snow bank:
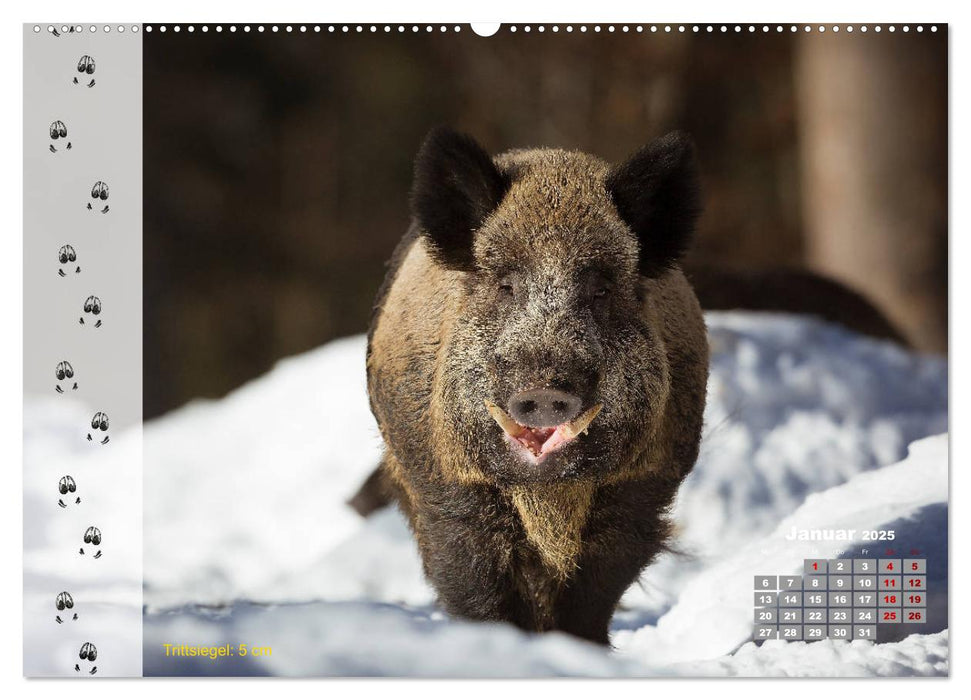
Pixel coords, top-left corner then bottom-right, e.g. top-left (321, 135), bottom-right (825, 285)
top-left (676, 630), bottom-right (948, 677)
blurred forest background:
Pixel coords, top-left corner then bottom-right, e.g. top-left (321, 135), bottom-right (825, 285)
top-left (143, 26), bottom-right (947, 419)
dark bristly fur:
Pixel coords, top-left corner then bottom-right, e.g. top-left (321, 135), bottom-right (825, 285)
top-left (411, 127), bottom-right (511, 272)
top-left (364, 127), bottom-right (710, 645)
top-left (606, 131), bottom-right (702, 278)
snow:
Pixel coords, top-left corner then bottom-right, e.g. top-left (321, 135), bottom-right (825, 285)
top-left (23, 312), bottom-right (949, 676)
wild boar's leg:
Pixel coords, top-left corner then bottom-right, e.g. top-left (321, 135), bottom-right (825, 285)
top-left (552, 547), bottom-right (648, 645)
top-left (346, 462), bottom-right (393, 517)
top-left (552, 479), bottom-right (678, 645)
top-left (417, 483), bottom-right (544, 632)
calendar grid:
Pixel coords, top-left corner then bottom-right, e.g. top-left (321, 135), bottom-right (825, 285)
top-left (754, 558), bottom-right (927, 641)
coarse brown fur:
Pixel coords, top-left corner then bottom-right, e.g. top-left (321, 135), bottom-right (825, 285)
top-left (365, 128), bottom-right (708, 644)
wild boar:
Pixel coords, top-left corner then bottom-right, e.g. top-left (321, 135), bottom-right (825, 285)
top-left (365, 127), bottom-right (708, 645)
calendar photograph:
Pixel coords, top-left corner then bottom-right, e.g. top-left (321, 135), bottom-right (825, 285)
top-left (21, 19), bottom-right (949, 679)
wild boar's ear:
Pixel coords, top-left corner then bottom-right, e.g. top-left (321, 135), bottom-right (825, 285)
top-left (606, 131), bottom-right (702, 278)
top-left (410, 127), bottom-right (510, 271)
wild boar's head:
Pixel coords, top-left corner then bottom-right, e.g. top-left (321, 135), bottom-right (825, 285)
top-left (410, 127), bottom-right (702, 485)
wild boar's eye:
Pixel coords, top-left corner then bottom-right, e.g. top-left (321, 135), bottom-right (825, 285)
top-left (582, 269), bottom-right (614, 304)
top-left (497, 273), bottom-right (519, 299)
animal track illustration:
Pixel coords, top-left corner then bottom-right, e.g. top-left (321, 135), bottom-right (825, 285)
top-left (55, 361), bottom-right (77, 394)
top-left (87, 181), bottom-right (109, 213)
top-left (58, 475), bottom-right (80, 508)
top-left (73, 55), bottom-right (96, 88)
top-left (75, 642), bottom-right (97, 674)
top-left (79, 526), bottom-right (102, 558)
top-left (55, 591), bottom-right (78, 623)
top-left (79, 296), bottom-right (102, 327)
top-left (87, 412), bottom-right (109, 444)
top-left (58, 245), bottom-right (80, 276)
top-left (49, 120), bottom-right (70, 152)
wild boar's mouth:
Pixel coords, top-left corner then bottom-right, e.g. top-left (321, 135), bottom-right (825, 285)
top-left (483, 399), bottom-right (603, 460)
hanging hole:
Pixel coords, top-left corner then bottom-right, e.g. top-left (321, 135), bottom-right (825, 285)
top-left (471, 23), bottom-right (500, 37)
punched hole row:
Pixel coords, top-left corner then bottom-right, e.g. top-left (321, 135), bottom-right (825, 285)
top-left (35, 24), bottom-right (939, 35)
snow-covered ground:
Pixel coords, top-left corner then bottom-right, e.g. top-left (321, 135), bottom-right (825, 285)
top-left (24, 312), bottom-right (949, 676)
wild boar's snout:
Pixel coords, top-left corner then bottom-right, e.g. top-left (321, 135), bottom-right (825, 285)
top-left (491, 311), bottom-right (605, 434)
top-left (508, 388), bottom-right (583, 428)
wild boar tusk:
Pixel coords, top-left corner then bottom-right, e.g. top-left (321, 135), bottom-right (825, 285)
top-left (560, 404), bottom-right (603, 439)
top-left (484, 400), bottom-right (527, 438)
